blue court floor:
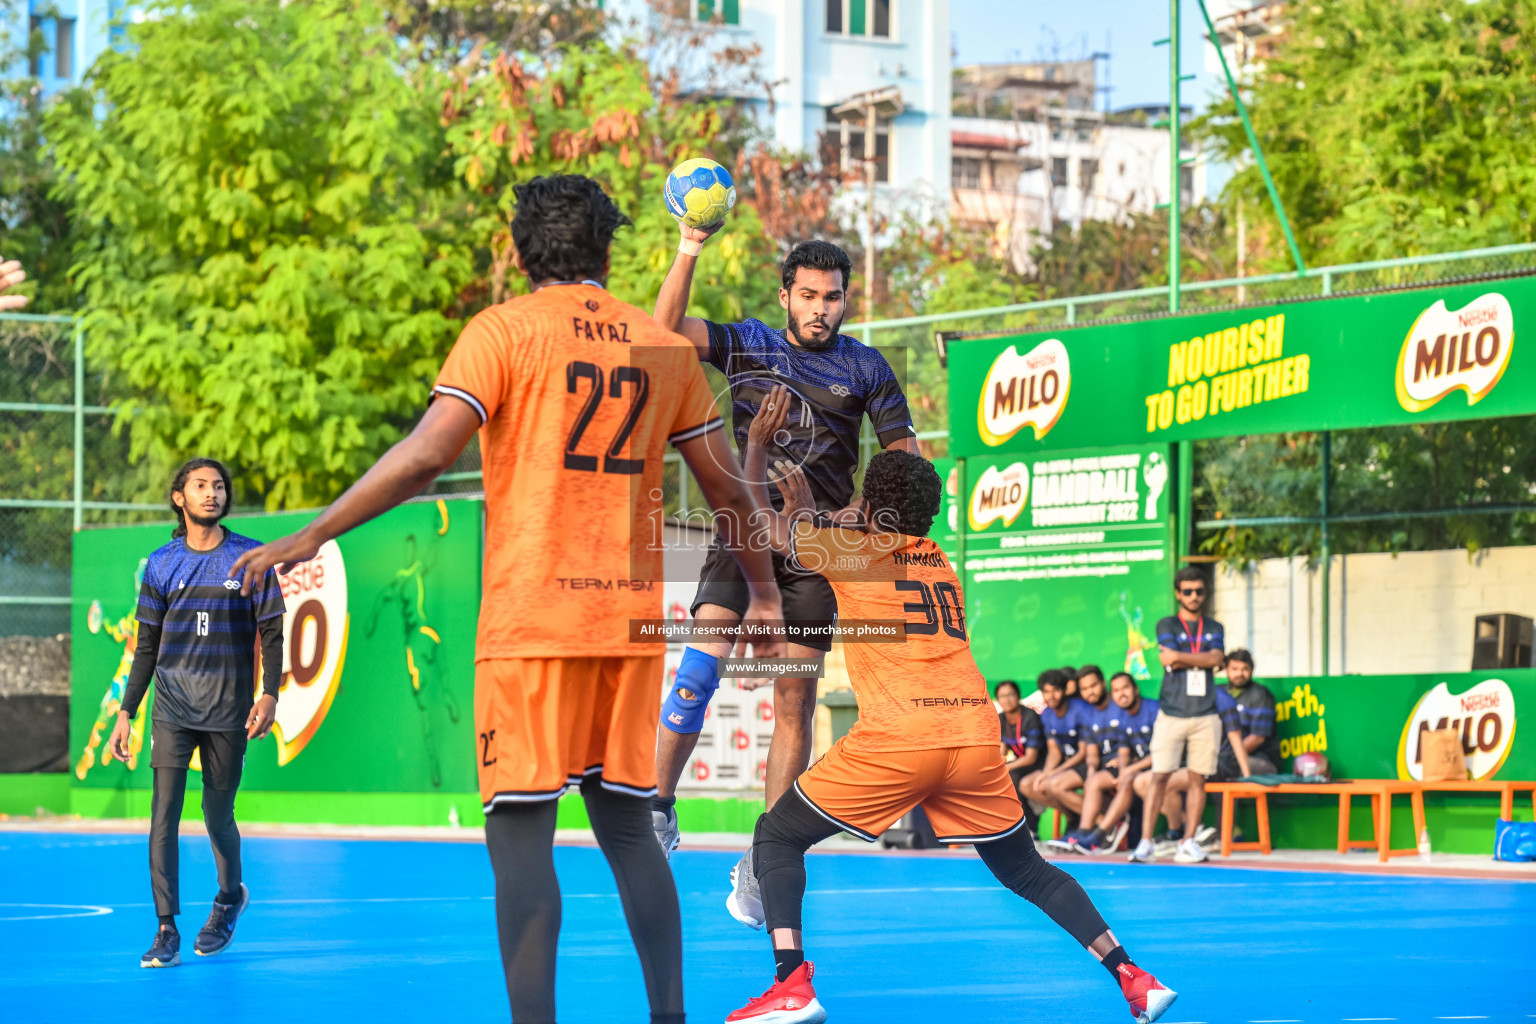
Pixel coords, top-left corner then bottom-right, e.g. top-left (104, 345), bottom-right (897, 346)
top-left (2, 829), bottom-right (1532, 1023)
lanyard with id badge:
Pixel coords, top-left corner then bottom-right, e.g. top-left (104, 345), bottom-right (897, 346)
top-left (1181, 614), bottom-right (1207, 697)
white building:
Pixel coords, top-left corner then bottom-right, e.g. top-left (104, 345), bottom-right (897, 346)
top-left (1, 0), bottom-right (123, 95)
top-left (951, 107), bottom-right (1206, 270)
top-left (610, 0), bottom-right (951, 198)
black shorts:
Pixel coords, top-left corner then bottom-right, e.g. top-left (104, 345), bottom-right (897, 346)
top-left (150, 719), bottom-right (247, 791)
top-left (1055, 761), bottom-right (1088, 783)
top-left (690, 536), bottom-right (838, 653)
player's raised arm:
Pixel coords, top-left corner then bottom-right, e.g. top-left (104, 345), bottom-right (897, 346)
top-left (740, 384), bottom-right (798, 557)
top-left (229, 397), bottom-right (481, 592)
top-left (672, 424), bottom-right (787, 660)
top-left (654, 221), bottom-right (723, 360)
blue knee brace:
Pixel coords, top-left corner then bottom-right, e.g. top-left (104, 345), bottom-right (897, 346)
top-left (660, 647), bottom-right (721, 734)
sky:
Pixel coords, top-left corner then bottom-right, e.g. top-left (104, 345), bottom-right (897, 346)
top-left (949, 0), bottom-right (1226, 116)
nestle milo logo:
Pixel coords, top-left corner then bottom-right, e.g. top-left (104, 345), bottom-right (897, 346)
top-left (977, 338), bottom-right (1071, 446)
top-left (1396, 292), bottom-right (1513, 413)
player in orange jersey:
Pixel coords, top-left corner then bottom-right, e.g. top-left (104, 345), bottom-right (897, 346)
top-left (720, 385), bottom-right (1177, 1024)
top-left (232, 176), bottom-right (784, 1024)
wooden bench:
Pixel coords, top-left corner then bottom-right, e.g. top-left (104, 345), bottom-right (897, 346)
top-left (1206, 779), bottom-right (1536, 863)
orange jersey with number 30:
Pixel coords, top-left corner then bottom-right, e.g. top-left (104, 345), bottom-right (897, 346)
top-left (432, 284), bottom-right (722, 659)
top-left (789, 521), bottom-right (997, 752)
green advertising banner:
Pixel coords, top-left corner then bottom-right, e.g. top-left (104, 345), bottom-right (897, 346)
top-left (948, 276), bottom-right (1536, 457)
top-left (70, 499), bottom-right (482, 799)
top-left (939, 444), bottom-right (1172, 687)
top-left (1264, 668), bottom-right (1530, 782)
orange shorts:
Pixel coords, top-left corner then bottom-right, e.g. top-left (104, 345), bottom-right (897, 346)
top-left (475, 655), bottom-right (664, 813)
top-left (794, 740), bottom-right (1026, 844)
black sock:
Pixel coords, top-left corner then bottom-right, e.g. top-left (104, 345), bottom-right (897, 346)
top-left (652, 794), bottom-right (676, 812)
top-left (1101, 945), bottom-right (1133, 978)
top-left (158, 915), bottom-right (176, 931)
top-left (217, 889), bottom-right (242, 906)
top-left (774, 948), bottom-right (805, 983)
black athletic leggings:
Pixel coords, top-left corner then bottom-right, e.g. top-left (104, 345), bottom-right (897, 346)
top-left (150, 767), bottom-right (241, 918)
top-left (483, 777), bottom-right (684, 1024)
top-left (754, 790), bottom-right (1110, 949)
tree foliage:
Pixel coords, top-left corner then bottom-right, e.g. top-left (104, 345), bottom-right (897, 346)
top-left (1193, 0), bottom-right (1536, 561)
top-left (49, 0), bottom-right (472, 509)
top-left (1200, 0), bottom-right (1536, 268)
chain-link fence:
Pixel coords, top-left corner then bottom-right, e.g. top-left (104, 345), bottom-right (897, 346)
top-left (7, 242), bottom-right (1536, 636)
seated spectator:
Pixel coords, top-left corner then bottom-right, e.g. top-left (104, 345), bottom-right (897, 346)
top-left (1072, 672), bottom-right (1159, 854)
top-left (995, 679), bottom-right (1044, 833)
top-left (1060, 665), bottom-right (1080, 700)
top-left (1050, 665), bottom-right (1112, 849)
top-left (1215, 650), bottom-right (1279, 779)
top-left (1018, 671), bottom-right (1086, 830)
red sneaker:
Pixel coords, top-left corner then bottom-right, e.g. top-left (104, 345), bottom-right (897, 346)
top-left (1118, 963), bottom-right (1177, 1023)
top-left (725, 961), bottom-right (827, 1024)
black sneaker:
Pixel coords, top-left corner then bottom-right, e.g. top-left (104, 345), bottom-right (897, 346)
top-left (194, 883), bottom-right (250, 957)
top-left (141, 927), bottom-right (181, 968)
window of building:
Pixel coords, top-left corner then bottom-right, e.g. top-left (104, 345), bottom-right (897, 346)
top-left (55, 17), bottom-right (74, 79)
top-left (696, 0), bottom-right (740, 24)
top-left (1180, 165), bottom-right (1194, 208)
top-left (826, 0), bottom-right (891, 38)
top-left (824, 110), bottom-right (892, 183)
top-left (1050, 157), bottom-right (1068, 188)
top-left (1079, 158), bottom-right (1099, 193)
top-left (953, 157), bottom-right (983, 190)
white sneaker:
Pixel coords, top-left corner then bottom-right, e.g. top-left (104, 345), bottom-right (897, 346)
top-left (1105, 819), bottom-right (1131, 853)
top-left (1128, 838), bottom-right (1155, 863)
top-left (652, 803), bottom-right (680, 860)
top-left (726, 849), bottom-right (765, 930)
top-left (1174, 838), bottom-right (1209, 863)
top-left (1192, 824), bottom-right (1217, 846)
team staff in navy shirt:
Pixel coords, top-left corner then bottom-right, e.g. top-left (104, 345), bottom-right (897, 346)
top-left (1051, 666), bottom-right (1113, 849)
top-left (1019, 670), bottom-right (1087, 826)
top-left (109, 459), bottom-right (285, 968)
top-left (1215, 650), bottom-right (1278, 778)
top-left (1130, 568), bottom-right (1227, 865)
top-left (1073, 673), bottom-right (1160, 854)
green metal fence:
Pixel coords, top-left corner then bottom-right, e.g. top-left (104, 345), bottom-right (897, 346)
top-left (6, 241), bottom-right (1536, 637)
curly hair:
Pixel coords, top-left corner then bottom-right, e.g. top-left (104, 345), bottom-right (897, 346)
top-left (511, 175), bottom-right (632, 285)
top-left (860, 449), bottom-right (941, 537)
top-left (168, 457), bottom-right (232, 539)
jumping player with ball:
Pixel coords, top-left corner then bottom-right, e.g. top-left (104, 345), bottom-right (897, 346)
top-left (650, 157), bottom-right (922, 926)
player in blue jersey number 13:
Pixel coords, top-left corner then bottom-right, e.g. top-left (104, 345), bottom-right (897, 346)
top-left (651, 216), bottom-right (921, 922)
top-left (107, 459), bottom-right (287, 969)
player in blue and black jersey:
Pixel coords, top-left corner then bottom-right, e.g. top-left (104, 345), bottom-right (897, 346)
top-left (107, 458), bottom-right (285, 969)
top-left (651, 221), bottom-right (920, 916)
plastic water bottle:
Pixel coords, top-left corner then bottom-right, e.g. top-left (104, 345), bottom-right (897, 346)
top-left (1418, 826), bottom-right (1432, 863)
top-left (449, 805), bottom-right (461, 828)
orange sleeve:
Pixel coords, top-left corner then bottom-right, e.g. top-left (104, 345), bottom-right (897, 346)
top-left (667, 357), bottom-right (725, 445)
top-left (432, 310), bottom-right (510, 425)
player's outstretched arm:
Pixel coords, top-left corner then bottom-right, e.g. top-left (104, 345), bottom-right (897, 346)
top-left (229, 398), bottom-right (481, 594)
top-left (654, 222), bottom-right (723, 360)
top-left (673, 424), bottom-right (786, 660)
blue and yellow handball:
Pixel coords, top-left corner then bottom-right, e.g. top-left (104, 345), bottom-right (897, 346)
top-left (663, 157), bottom-right (737, 229)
